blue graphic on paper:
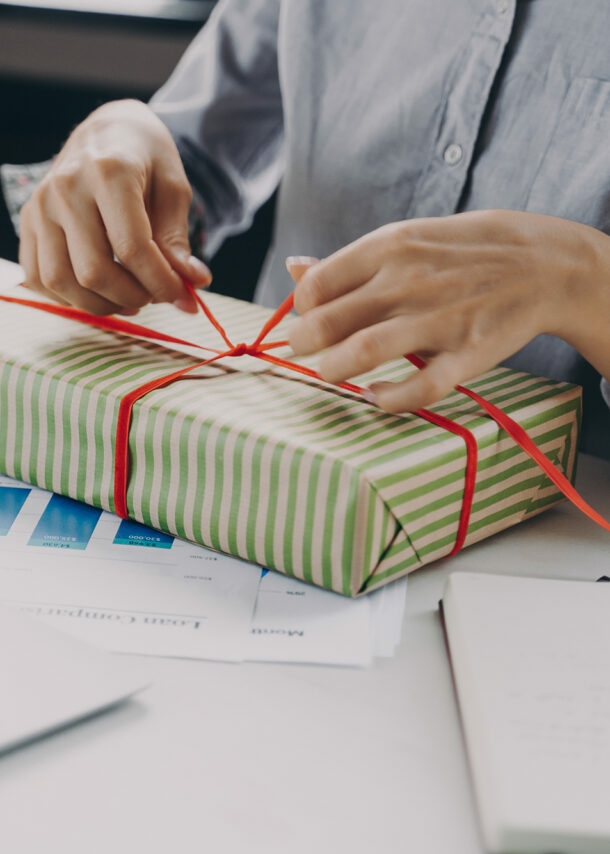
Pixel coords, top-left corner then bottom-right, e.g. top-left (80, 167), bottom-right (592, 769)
top-left (113, 518), bottom-right (173, 549)
top-left (0, 486), bottom-right (30, 535)
top-left (28, 494), bottom-right (102, 550)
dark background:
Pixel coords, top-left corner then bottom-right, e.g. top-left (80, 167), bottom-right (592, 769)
top-left (0, 1), bottom-right (274, 302)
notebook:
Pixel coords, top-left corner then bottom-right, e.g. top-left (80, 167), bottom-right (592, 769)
top-left (0, 602), bottom-right (148, 754)
top-left (441, 571), bottom-right (610, 854)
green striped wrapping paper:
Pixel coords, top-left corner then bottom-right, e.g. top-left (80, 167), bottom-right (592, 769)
top-left (0, 292), bottom-right (581, 596)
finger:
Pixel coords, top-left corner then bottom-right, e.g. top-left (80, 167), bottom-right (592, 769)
top-left (292, 232), bottom-right (383, 315)
top-left (315, 315), bottom-right (420, 384)
top-left (36, 219), bottom-right (125, 315)
top-left (95, 178), bottom-right (186, 306)
top-left (59, 201), bottom-right (152, 310)
top-left (19, 209), bottom-right (70, 306)
top-left (48, 173), bottom-right (153, 310)
top-left (290, 276), bottom-right (394, 357)
top-left (369, 352), bottom-right (470, 414)
top-left (149, 171), bottom-right (211, 314)
top-left (18, 208), bottom-right (44, 291)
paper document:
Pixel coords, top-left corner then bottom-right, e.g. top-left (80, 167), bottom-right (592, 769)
top-left (0, 475), bottom-right (261, 661)
top-left (247, 569), bottom-right (406, 666)
top-left (0, 601), bottom-right (148, 754)
top-left (0, 474), bottom-right (406, 665)
top-left (248, 570), bottom-right (373, 666)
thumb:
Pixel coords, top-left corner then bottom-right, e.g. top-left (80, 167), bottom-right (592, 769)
top-left (150, 186), bottom-right (212, 312)
top-left (162, 237), bottom-right (212, 289)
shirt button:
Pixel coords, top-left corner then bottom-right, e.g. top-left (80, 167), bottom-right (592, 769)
top-left (497, 0), bottom-right (509, 12)
top-left (443, 143), bottom-right (463, 166)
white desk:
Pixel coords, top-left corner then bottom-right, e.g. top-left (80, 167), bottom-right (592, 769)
top-left (1, 453), bottom-right (608, 854)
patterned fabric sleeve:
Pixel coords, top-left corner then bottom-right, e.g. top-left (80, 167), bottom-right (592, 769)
top-left (0, 160), bottom-right (53, 236)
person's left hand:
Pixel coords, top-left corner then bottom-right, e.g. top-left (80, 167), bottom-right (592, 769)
top-left (287, 210), bottom-right (610, 413)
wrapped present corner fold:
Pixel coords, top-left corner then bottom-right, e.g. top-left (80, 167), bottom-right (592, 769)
top-left (0, 284), bottom-right (604, 596)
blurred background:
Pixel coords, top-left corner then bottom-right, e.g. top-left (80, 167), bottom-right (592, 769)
top-left (0, 0), bottom-right (274, 301)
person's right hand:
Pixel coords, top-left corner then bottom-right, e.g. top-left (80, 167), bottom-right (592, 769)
top-left (18, 99), bottom-right (211, 316)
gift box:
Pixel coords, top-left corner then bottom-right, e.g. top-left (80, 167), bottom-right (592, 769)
top-left (0, 287), bottom-right (581, 596)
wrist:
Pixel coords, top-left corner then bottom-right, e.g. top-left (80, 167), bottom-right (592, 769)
top-left (552, 219), bottom-right (610, 377)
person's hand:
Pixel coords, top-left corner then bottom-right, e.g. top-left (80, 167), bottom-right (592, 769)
top-left (287, 210), bottom-right (610, 413)
top-left (19, 99), bottom-right (211, 316)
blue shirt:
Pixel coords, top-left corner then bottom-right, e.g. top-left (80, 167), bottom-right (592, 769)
top-left (151, 0), bottom-right (610, 456)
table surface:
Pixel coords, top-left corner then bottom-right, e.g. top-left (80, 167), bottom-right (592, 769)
top-left (0, 453), bottom-right (608, 854)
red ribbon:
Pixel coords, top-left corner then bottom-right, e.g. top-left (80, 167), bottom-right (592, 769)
top-left (2, 286), bottom-right (609, 557)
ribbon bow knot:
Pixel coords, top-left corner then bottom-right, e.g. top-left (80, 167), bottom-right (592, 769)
top-left (229, 343), bottom-right (257, 357)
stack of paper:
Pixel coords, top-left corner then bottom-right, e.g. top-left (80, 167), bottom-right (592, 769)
top-left (0, 473), bottom-right (406, 666)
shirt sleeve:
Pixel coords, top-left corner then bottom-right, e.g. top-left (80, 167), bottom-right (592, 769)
top-left (601, 378), bottom-right (610, 410)
top-left (149, 0), bottom-right (284, 258)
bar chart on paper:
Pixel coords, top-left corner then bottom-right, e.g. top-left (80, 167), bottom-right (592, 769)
top-left (0, 475), bottom-right (406, 666)
top-left (28, 494), bottom-right (102, 550)
top-left (0, 475), bottom-right (261, 661)
top-left (113, 519), bottom-right (174, 549)
top-left (0, 483), bottom-right (176, 561)
top-left (0, 485), bottom-right (30, 536)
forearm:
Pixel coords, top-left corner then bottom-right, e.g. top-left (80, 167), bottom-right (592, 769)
top-left (550, 220), bottom-right (610, 383)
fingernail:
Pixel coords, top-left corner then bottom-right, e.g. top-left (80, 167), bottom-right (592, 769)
top-left (286, 256), bottom-right (319, 283)
top-left (117, 307), bottom-right (140, 317)
top-left (286, 256), bottom-right (318, 269)
top-left (362, 388), bottom-right (377, 405)
top-left (187, 255), bottom-right (212, 285)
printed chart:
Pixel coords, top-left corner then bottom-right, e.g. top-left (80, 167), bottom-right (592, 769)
top-left (0, 476), bottom-right (261, 661)
top-left (0, 476), bottom-right (405, 667)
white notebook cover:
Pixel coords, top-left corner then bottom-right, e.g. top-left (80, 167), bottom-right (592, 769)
top-left (442, 571), bottom-right (610, 854)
